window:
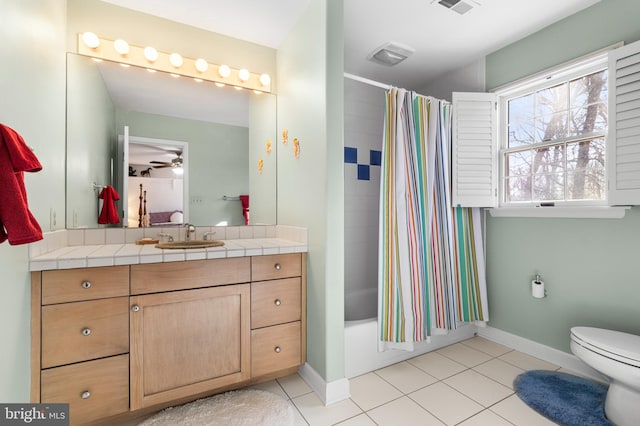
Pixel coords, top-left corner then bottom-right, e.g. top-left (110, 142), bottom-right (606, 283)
top-left (452, 40), bottom-right (640, 214)
top-left (499, 58), bottom-right (608, 206)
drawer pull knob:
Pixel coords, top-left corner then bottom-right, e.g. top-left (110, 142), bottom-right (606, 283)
top-left (82, 328), bottom-right (91, 336)
top-left (274, 263), bottom-right (282, 270)
top-left (274, 299), bottom-right (282, 306)
top-left (81, 281), bottom-right (91, 289)
top-left (132, 305), bottom-right (140, 312)
top-left (274, 346), bottom-right (281, 353)
top-left (81, 391), bottom-right (91, 400)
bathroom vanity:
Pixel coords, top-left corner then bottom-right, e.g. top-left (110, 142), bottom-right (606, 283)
top-left (30, 248), bottom-right (306, 425)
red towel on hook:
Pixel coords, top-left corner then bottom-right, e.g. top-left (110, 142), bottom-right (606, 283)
top-left (0, 124), bottom-right (43, 245)
top-left (98, 185), bottom-right (121, 224)
top-left (239, 195), bottom-right (250, 225)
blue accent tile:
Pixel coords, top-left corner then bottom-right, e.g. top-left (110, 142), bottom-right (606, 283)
top-left (370, 150), bottom-right (382, 166)
top-left (357, 164), bottom-right (370, 181)
top-left (344, 147), bottom-right (358, 164)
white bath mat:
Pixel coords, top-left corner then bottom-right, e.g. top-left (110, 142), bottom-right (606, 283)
top-left (137, 389), bottom-right (294, 426)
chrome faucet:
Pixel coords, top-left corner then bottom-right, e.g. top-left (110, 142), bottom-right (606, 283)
top-left (184, 223), bottom-right (196, 241)
top-left (203, 231), bottom-right (216, 241)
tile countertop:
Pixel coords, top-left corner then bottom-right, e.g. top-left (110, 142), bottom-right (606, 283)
top-left (30, 238), bottom-right (308, 271)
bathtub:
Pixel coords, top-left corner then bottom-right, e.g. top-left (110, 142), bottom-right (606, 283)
top-left (344, 317), bottom-right (477, 378)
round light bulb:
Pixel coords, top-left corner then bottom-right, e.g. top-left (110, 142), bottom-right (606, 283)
top-left (238, 68), bottom-right (250, 82)
top-left (195, 58), bottom-right (209, 73)
top-left (82, 32), bottom-right (100, 49)
top-left (169, 53), bottom-right (183, 68)
top-left (259, 73), bottom-right (271, 87)
top-left (218, 64), bottom-right (231, 78)
top-left (143, 46), bottom-right (158, 62)
top-left (113, 39), bottom-right (129, 55)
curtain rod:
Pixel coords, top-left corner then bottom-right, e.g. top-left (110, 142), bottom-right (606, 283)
top-left (344, 73), bottom-right (391, 90)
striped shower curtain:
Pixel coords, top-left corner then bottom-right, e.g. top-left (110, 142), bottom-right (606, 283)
top-left (378, 88), bottom-right (488, 350)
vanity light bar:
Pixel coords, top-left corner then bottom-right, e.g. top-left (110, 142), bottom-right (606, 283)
top-left (77, 33), bottom-right (272, 93)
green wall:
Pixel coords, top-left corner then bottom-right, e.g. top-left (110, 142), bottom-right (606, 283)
top-left (66, 53), bottom-right (116, 228)
top-left (277, 0), bottom-right (345, 381)
top-left (485, 0), bottom-right (640, 352)
top-left (486, 0), bottom-right (640, 90)
top-left (0, 0), bottom-right (67, 402)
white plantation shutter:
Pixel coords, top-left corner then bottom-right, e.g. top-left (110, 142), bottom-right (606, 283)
top-left (451, 92), bottom-right (498, 207)
top-left (608, 40), bottom-right (640, 205)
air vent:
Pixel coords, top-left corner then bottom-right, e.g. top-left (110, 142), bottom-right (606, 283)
top-left (438, 0), bottom-right (475, 15)
top-left (367, 42), bottom-right (415, 67)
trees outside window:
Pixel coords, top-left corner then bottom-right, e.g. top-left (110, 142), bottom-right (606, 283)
top-left (504, 69), bottom-right (608, 203)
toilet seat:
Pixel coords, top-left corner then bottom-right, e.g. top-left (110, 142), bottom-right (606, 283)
top-left (571, 327), bottom-right (640, 368)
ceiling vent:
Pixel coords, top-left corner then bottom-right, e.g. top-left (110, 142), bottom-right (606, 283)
top-left (367, 42), bottom-right (415, 67)
top-left (437, 0), bottom-right (475, 15)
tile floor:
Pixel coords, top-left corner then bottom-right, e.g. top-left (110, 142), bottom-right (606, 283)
top-left (252, 336), bottom-right (570, 425)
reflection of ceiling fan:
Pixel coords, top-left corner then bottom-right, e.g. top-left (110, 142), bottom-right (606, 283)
top-left (150, 153), bottom-right (183, 169)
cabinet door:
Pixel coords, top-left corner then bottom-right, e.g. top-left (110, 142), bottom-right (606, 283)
top-left (130, 284), bottom-right (250, 410)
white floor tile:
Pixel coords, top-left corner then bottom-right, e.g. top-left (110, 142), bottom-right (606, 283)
top-left (367, 396), bottom-right (445, 426)
top-left (461, 336), bottom-right (513, 357)
top-left (444, 369), bottom-right (513, 407)
top-left (349, 372), bottom-right (403, 411)
top-left (407, 351), bottom-right (467, 380)
top-left (499, 351), bottom-right (559, 371)
top-left (292, 392), bottom-right (362, 426)
top-left (490, 394), bottom-right (557, 426)
top-left (457, 409), bottom-right (514, 426)
top-left (473, 358), bottom-right (525, 389)
top-left (375, 361), bottom-right (438, 394)
top-left (278, 373), bottom-right (313, 398)
top-left (249, 379), bottom-right (289, 400)
top-left (288, 400), bottom-right (310, 426)
top-left (437, 343), bottom-right (494, 367)
top-left (335, 413), bottom-right (377, 425)
top-left (409, 382), bottom-right (484, 425)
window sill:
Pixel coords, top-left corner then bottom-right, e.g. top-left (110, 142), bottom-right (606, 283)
top-left (488, 206), bottom-right (630, 219)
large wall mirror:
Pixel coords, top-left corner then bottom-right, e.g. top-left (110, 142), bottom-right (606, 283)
top-left (65, 53), bottom-right (277, 229)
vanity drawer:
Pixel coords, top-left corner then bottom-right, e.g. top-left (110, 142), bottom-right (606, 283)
top-left (131, 257), bottom-right (250, 294)
top-left (251, 278), bottom-right (301, 329)
top-left (41, 354), bottom-right (129, 425)
top-left (251, 322), bottom-right (301, 377)
top-left (42, 266), bottom-right (129, 305)
top-left (251, 254), bottom-right (301, 281)
top-left (41, 297), bottom-right (129, 369)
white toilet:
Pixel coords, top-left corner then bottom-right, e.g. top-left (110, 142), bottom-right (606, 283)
top-left (570, 326), bottom-right (640, 426)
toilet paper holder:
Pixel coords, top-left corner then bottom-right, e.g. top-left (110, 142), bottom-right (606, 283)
top-left (532, 274), bottom-right (547, 298)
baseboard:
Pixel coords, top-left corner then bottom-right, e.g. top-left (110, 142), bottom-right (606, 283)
top-left (298, 363), bottom-right (351, 406)
top-left (478, 326), bottom-right (608, 383)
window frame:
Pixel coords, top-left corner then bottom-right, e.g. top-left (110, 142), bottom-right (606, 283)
top-left (495, 52), bottom-right (610, 208)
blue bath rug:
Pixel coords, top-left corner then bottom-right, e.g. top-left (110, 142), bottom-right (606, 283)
top-left (514, 370), bottom-right (613, 426)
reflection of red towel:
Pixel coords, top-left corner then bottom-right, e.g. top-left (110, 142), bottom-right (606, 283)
top-left (0, 124), bottom-right (43, 245)
top-left (98, 185), bottom-right (120, 224)
top-left (239, 195), bottom-right (250, 225)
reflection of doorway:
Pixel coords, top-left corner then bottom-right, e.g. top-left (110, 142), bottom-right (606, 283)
top-left (117, 126), bottom-right (189, 227)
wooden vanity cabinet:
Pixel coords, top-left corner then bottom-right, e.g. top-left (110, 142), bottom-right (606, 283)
top-left (32, 266), bottom-right (130, 425)
top-left (31, 253), bottom-right (306, 425)
top-left (250, 254), bottom-right (306, 377)
top-left (129, 283), bottom-right (250, 410)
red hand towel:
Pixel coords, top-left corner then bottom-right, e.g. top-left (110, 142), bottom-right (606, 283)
top-left (0, 124), bottom-right (43, 245)
top-left (239, 195), bottom-right (250, 225)
top-left (98, 185), bottom-right (121, 224)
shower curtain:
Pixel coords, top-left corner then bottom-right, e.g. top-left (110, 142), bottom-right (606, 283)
top-left (378, 88), bottom-right (488, 350)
